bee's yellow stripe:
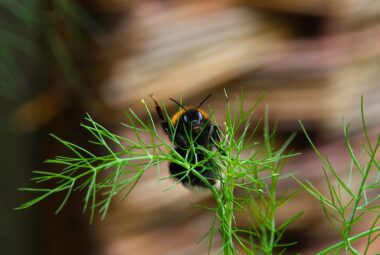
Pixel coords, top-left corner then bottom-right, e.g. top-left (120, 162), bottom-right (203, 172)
top-left (171, 109), bottom-right (186, 125)
top-left (170, 107), bottom-right (209, 125)
top-left (198, 108), bottom-right (209, 119)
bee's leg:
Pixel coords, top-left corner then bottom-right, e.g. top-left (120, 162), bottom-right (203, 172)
top-left (150, 94), bottom-right (171, 135)
top-left (205, 124), bottom-right (218, 145)
top-left (208, 125), bottom-right (225, 153)
top-left (202, 126), bottom-right (223, 188)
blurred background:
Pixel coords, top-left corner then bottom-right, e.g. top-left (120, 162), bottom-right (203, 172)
top-left (2, 0), bottom-right (380, 254)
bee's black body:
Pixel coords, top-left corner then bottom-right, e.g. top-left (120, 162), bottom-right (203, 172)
top-left (170, 146), bottom-right (216, 187)
top-left (151, 95), bottom-right (220, 188)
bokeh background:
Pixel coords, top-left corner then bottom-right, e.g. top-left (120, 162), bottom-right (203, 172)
top-left (2, 0), bottom-right (380, 254)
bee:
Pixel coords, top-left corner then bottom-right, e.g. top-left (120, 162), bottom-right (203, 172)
top-left (150, 94), bottom-right (221, 188)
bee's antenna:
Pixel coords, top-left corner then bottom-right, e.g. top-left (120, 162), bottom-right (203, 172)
top-left (150, 94), bottom-right (159, 106)
top-left (197, 93), bottom-right (213, 109)
top-left (170, 98), bottom-right (187, 110)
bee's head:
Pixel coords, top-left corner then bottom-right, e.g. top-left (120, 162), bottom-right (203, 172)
top-left (182, 109), bottom-right (205, 130)
top-left (170, 93), bottom-right (212, 131)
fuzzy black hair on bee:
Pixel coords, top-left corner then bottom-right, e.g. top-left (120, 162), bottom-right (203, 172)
top-left (150, 93), bottom-right (221, 188)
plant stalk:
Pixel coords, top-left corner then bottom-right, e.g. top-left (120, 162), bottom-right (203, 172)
top-left (316, 226), bottom-right (380, 255)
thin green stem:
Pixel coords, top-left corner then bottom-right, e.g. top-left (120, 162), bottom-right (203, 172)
top-left (343, 126), bottom-right (380, 251)
top-left (316, 226), bottom-right (380, 255)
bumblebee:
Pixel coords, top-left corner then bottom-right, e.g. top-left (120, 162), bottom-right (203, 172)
top-left (150, 94), bottom-right (221, 188)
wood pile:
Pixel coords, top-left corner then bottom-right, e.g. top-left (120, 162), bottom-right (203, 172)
top-left (92, 1), bottom-right (380, 133)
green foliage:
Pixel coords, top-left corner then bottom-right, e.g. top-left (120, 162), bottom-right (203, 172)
top-left (0, 0), bottom-right (99, 103)
top-left (17, 91), bottom-right (299, 254)
top-left (295, 96), bottom-right (380, 254)
top-left (16, 91), bottom-right (380, 254)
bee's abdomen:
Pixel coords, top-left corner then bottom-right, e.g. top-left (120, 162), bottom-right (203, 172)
top-left (169, 147), bottom-right (216, 187)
